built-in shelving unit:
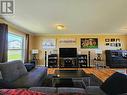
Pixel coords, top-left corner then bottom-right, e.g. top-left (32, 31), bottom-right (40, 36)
top-left (48, 54), bottom-right (58, 68)
top-left (59, 58), bottom-right (77, 68)
top-left (77, 54), bottom-right (87, 67)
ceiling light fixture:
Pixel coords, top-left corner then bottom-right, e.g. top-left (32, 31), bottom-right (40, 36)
top-left (56, 24), bottom-right (65, 30)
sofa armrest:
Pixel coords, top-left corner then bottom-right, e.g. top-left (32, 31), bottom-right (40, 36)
top-left (29, 87), bottom-right (57, 94)
top-left (13, 67), bottom-right (47, 88)
top-left (58, 87), bottom-right (86, 94)
top-left (86, 86), bottom-right (107, 95)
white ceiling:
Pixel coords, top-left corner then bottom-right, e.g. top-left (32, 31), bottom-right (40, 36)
top-left (2, 0), bottom-right (127, 35)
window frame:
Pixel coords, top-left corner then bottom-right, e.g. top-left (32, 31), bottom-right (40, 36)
top-left (8, 32), bottom-right (25, 61)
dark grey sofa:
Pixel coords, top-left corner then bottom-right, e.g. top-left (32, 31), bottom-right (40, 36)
top-left (0, 60), bottom-right (47, 88)
top-left (86, 72), bottom-right (127, 95)
top-left (29, 87), bottom-right (86, 94)
top-left (86, 86), bottom-right (127, 95)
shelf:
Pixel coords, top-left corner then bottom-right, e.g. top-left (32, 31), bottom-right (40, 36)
top-left (48, 54), bottom-right (58, 68)
top-left (77, 54), bottom-right (87, 68)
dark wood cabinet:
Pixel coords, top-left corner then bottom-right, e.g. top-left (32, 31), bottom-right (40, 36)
top-left (105, 50), bottom-right (127, 68)
top-left (77, 55), bottom-right (87, 67)
top-left (48, 54), bottom-right (88, 68)
top-left (59, 58), bottom-right (77, 68)
top-left (48, 54), bottom-right (58, 68)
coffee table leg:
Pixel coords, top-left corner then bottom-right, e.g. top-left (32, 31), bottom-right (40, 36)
top-left (83, 77), bottom-right (90, 87)
top-left (52, 78), bottom-right (55, 87)
top-left (82, 79), bottom-right (86, 88)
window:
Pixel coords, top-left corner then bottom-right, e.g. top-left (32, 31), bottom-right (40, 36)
top-left (8, 33), bottom-right (25, 61)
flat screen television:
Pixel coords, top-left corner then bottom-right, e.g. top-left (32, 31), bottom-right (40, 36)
top-left (59, 48), bottom-right (77, 58)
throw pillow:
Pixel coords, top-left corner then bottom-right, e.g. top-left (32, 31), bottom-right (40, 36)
top-left (100, 72), bottom-right (127, 95)
top-left (0, 89), bottom-right (48, 95)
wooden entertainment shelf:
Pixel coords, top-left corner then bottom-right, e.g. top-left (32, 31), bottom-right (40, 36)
top-left (48, 54), bottom-right (88, 68)
top-left (59, 57), bottom-right (77, 68)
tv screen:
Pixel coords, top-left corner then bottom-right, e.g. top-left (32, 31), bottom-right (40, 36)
top-left (59, 48), bottom-right (77, 58)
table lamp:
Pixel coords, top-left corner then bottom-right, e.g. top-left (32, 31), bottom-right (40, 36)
top-left (32, 49), bottom-right (39, 54)
top-left (32, 49), bottom-right (38, 60)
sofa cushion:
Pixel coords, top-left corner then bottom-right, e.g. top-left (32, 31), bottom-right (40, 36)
top-left (0, 60), bottom-right (27, 82)
top-left (29, 87), bottom-right (57, 94)
top-left (13, 67), bottom-right (47, 88)
top-left (58, 93), bottom-right (86, 95)
top-left (86, 86), bottom-right (106, 95)
top-left (29, 87), bottom-right (86, 95)
top-left (58, 87), bottom-right (86, 94)
top-left (100, 72), bottom-right (127, 95)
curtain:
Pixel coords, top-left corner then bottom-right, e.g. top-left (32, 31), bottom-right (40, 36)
top-left (24, 34), bottom-right (29, 63)
top-left (0, 23), bottom-right (8, 63)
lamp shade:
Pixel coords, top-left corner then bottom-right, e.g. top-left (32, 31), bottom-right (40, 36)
top-left (32, 49), bottom-right (38, 54)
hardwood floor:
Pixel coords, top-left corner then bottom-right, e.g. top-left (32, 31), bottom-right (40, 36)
top-left (48, 68), bottom-right (116, 82)
top-left (83, 68), bottom-right (115, 82)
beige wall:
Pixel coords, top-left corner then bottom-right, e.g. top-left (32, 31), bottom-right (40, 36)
top-left (32, 34), bottom-right (127, 65)
top-left (1, 19), bottom-right (127, 66)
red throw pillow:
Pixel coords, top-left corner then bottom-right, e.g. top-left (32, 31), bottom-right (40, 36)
top-left (0, 89), bottom-right (48, 95)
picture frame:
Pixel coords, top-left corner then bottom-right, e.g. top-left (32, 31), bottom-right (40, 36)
top-left (110, 43), bottom-right (116, 47)
top-left (42, 39), bottom-right (56, 49)
top-left (59, 38), bottom-right (76, 44)
top-left (116, 43), bottom-right (118, 47)
top-left (106, 43), bottom-right (109, 46)
top-left (116, 39), bottom-right (120, 42)
top-left (105, 39), bottom-right (110, 42)
top-left (111, 38), bottom-right (115, 42)
top-left (81, 38), bottom-right (98, 49)
top-left (117, 43), bottom-right (121, 47)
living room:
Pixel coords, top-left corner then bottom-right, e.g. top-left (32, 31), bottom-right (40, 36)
top-left (0, 0), bottom-right (127, 95)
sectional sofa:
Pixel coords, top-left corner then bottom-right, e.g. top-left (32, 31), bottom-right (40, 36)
top-left (0, 60), bottom-right (47, 88)
top-left (0, 60), bottom-right (127, 95)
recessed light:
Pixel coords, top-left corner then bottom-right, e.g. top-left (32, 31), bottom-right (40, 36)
top-left (56, 24), bottom-right (65, 30)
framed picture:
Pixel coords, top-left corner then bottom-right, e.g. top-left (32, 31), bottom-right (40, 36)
top-left (42, 39), bottom-right (56, 49)
top-left (111, 38), bottom-right (115, 42)
top-left (117, 43), bottom-right (121, 47)
top-left (81, 38), bottom-right (98, 49)
top-left (59, 38), bottom-right (76, 44)
top-left (116, 39), bottom-right (120, 42)
top-left (110, 43), bottom-right (116, 47)
top-left (105, 39), bottom-right (110, 42)
top-left (106, 43), bottom-right (109, 46)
